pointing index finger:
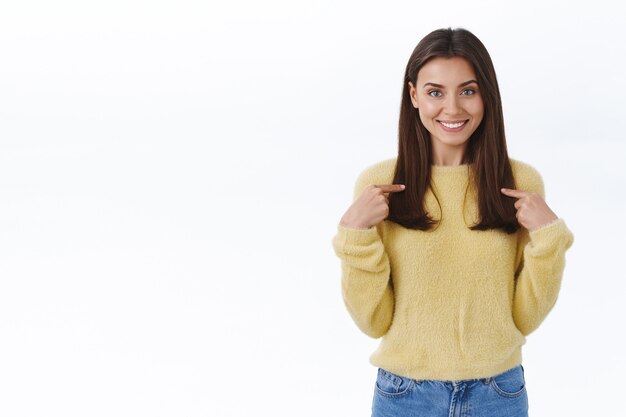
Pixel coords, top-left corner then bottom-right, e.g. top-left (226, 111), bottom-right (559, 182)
top-left (375, 184), bottom-right (406, 193)
top-left (501, 187), bottom-right (528, 198)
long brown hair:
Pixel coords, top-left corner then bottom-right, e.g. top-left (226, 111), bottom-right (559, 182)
top-left (388, 27), bottom-right (519, 234)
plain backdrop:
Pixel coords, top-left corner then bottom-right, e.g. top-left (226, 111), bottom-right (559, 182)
top-left (0, 1), bottom-right (624, 416)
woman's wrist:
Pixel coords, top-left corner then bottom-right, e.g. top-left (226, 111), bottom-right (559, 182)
top-left (339, 216), bottom-right (371, 229)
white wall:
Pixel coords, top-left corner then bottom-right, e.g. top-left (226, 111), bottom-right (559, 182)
top-left (0, 1), bottom-right (623, 416)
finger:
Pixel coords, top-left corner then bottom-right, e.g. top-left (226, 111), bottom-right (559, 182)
top-left (375, 184), bottom-right (405, 193)
top-left (500, 187), bottom-right (528, 198)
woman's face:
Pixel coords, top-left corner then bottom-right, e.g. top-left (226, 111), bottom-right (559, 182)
top-left (408, 56), bottom-right (484, 160)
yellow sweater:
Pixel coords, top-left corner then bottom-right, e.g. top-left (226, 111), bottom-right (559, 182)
top-left (331, 157), bottom-right (574, 381)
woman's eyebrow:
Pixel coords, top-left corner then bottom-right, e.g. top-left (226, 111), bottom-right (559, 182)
top-left (422, 79), bottom-right (479, 88)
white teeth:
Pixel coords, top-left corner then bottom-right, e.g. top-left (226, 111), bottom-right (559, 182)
top-left (439, 121), bottom-right (466, 128)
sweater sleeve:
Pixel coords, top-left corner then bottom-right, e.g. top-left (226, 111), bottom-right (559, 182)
top-left (511, 171), bottom-right (575, 336)
top-left (330, 168), bottom-right (395, 339)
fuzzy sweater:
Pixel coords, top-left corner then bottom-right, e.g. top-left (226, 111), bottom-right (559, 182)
top-left (331, 157), bottom-right (574, 381)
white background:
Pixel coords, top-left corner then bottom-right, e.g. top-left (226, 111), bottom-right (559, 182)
top-left (0, 1), bottom-right (624, 416)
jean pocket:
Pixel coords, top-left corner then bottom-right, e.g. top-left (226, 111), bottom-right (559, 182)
top-left (489, 364), bottom-right (526, 398)
top-left (375, 368), bottom-right (415, 398)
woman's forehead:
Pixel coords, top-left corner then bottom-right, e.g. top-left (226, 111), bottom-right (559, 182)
top-left (417, 56), bottom-right (477, 84)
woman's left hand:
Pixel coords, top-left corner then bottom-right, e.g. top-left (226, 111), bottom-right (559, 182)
top-left (500, 188), bottom-right (559, 232)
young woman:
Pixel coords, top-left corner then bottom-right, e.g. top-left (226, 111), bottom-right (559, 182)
top-left (331, 27), bottom-right (574, 417)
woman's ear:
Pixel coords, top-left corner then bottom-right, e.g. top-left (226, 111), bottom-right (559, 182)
top-left (408, 81), bottom-right (419, 109)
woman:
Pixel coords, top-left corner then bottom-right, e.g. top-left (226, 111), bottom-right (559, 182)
top-left (331, 27), bottom-right (574, 417)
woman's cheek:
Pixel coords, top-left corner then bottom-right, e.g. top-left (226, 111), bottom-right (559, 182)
top-left (419, 101), bottom-right (438, 120)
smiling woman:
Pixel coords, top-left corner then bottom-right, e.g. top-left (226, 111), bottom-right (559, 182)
top-left (331, 27), bottom-right (575, 417)
top-left (408, 56), bottom-right (484, 166)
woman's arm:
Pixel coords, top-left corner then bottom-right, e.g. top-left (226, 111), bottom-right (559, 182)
top-left (510, 173), bottom-right (575, 336)
top-left (331, 169), bottom-right (395, 339)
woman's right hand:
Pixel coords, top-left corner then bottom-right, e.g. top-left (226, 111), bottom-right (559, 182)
top-left (339, 184), bottom-right (405, 229)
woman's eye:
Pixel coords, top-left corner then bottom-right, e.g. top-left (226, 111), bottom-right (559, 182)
top-left (461, 89), bottom-right (476, 95)
top-left (428, 90), bottom-right (442, 97)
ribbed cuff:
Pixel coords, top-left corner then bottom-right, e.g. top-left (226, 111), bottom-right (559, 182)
top-left (527, 218), bottom-right (574, 255)
top-left (334, 223), bottom-right (380, 248)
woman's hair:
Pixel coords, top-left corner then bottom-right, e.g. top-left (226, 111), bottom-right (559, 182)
top-left (387, 27), bottom-right (520, 234)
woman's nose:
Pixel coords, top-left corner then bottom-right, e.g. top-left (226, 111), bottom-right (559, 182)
top-left (444, 96), bottom-right (460, 115)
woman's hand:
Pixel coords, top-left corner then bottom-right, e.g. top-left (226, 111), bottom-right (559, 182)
top-left (500, 187), bottom-right (559, 232)
top-left (339, 184), bottom-right (406, 229)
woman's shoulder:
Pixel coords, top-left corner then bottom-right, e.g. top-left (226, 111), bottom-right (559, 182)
top-left (509, 158), bottom-right (545, 197)
top-left (359, 157), bottom-right (397, 177)
top-left (357, 157), bottom-right (397, 184)
top-left (351, 157), bottom-right (397, 199)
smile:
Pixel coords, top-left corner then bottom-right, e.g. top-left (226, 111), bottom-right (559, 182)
top-left (437, 119), bottom-right (469, 132)
top-left (437, 120), bottom-right (468, 128)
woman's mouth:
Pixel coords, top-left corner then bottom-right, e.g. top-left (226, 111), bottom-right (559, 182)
top-left (437, 119), bottom-right (469, 132)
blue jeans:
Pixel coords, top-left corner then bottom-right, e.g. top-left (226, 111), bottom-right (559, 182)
top-left (371, 364), bottom-right (528, 417)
